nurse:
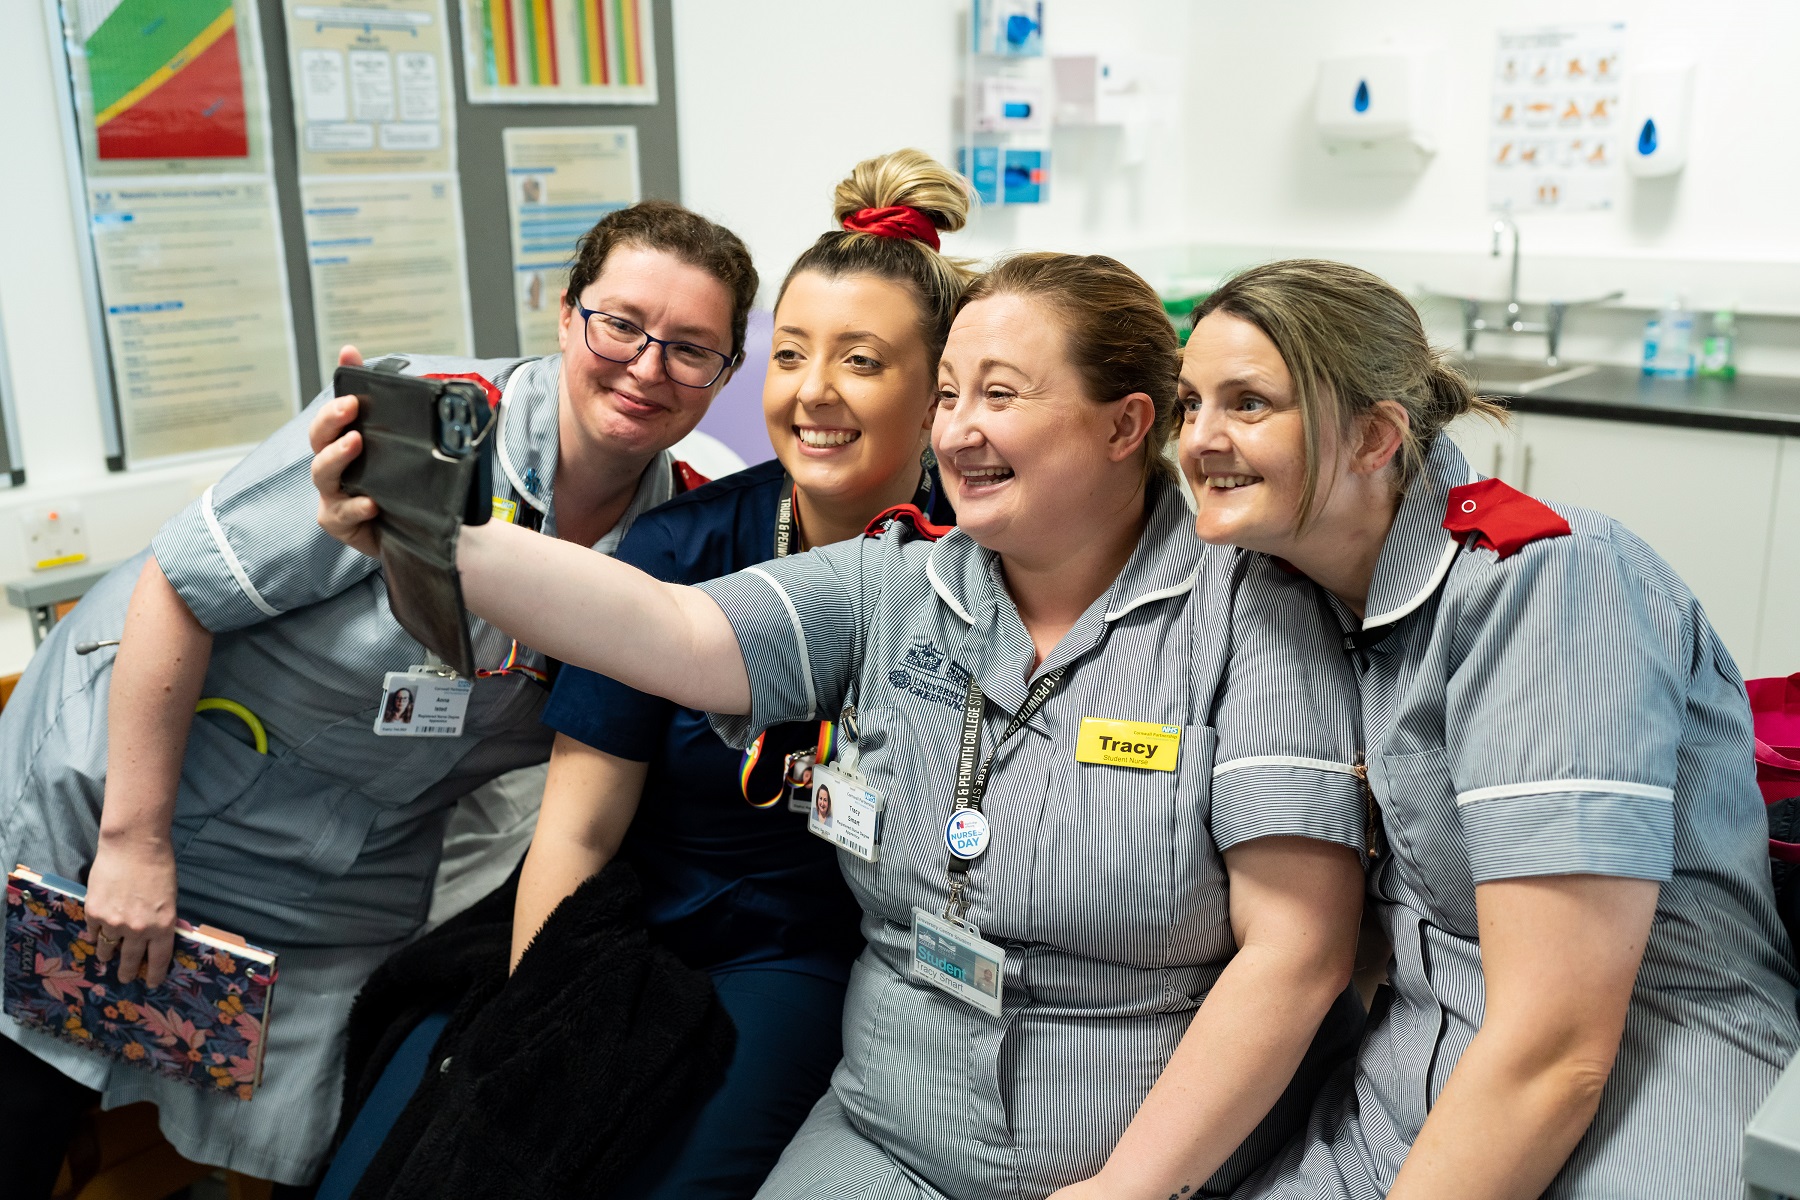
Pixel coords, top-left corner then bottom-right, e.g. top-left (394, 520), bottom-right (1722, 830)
top-left (0, 200), bottom-right (756, 1192)
top-left (314, 252), bottom-right (1372, 1197)
top-left (1176, 259), bottom-right (1800, 1198)
top-left (516, 148), bottom-right (964, 1197)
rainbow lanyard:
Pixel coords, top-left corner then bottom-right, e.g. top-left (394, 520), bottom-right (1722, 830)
top-left (739, 719), bottom-right (835, 809)
top-left (475, 637), bottom-right (548, 684)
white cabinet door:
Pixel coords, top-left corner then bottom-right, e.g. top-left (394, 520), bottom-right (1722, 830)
top-left (1444, 412), bottom-right (1519, 483)
top-left (1516, 413), bottom-right (1780, 671)
top-left (1758, 438), bottom-right (1800, 678)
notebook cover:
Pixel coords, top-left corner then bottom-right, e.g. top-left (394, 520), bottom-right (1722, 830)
top-left (3, 867), bottom-right (278, 1100)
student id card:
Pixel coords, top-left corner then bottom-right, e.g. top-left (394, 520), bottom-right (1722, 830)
top-left (804, 761), bottom-right (884, 863)
top-left (910, 907), bottom-right (1004, 1017)
top-left (374, 667), bottom-right (472, 737)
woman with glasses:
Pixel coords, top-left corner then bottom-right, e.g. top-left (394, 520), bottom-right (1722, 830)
top-left (0, 200), bottom-right (756, 1196)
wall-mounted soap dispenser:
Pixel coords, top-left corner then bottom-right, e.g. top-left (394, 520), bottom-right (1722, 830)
top-left (1314, 51), bottom-right (1440, 169)
top-left (1625, 62), bottom-right (1695, 178)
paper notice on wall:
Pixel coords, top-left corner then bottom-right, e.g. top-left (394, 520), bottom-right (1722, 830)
top-left (285, 1), bottom-right (458, 176)
top-left (460, 0), bottom-right (657, 105)
top-left (88, 180), bottom-right (300, 461)
top-left (1489, 23), bottom-right (1625, 212)
top-left (502, 126), bottom-right (640, 354)
top-left (53, 0), bottom-right (300, 466)
top-left (283, 1), bottom-right (473, 379)
top-left (300, 177), bottom-right (475, 371)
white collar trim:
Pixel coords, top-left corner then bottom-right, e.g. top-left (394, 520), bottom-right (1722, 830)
top-left (1361, 461), bottom-right (1480, 632)
top-left (927, 537), bottom-right (977, 626)
top-left (1104, 566), bottom-right (1199, 622)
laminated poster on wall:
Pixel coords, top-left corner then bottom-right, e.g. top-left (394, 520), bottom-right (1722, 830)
top-left (282, 0), bottom-right (474, 382)
top-left (1488, 23), bottom-right (1626, 213)
top-left (459, 0), bottom-right (657, 105)
top-left (53, 0), bottom-right (302, 465)
top-left (502, 126), bottom-right (640, 354)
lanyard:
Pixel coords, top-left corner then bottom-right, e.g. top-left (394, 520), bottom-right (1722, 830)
top-left (772, 464), bottom-right (936, 559)
top-left (943, 667), bottom-right (1066, 914)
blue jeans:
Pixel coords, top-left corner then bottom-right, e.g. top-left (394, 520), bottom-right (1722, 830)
top-left (316, 966), bottom-right (846, 1200)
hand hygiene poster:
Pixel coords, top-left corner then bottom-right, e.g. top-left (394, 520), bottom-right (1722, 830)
top-left (56, 0), bottom-right (300, 464)
top-left (1489, 23), bottom-right (1626, 212)
top-left (503, 126), bottom-right (640, 353)
top-left (460, 0), bottom-right (657, 105)
top-left (283, 1), bottom-right (474, 380)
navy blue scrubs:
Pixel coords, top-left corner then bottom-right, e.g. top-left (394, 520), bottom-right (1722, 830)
top-left (541, 456), bottom-right (954, 1199)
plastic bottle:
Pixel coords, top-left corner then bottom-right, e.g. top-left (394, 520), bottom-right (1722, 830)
top-left (1642, 297), bottom-right (1697, 379)
top-left (1699, 310), bottom-right (1737, 380)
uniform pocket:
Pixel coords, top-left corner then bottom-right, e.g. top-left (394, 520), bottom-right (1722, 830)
top-left (1365, 746), bottom-right (1476, 934)
top-left (169, 709), bottom-right (278, 854)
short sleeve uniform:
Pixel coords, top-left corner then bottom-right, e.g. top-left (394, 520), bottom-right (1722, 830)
top-left (541, 458), bottom-right (957, 980)
top-left (0, 353), bottom-right (681, 1184)
top-left (1237, 436), bottom-right (1800, 1200)
top-left (695, 476), bottom-right (1368, 1199)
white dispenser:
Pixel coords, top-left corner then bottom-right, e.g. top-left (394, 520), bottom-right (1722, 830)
top-left (1314, 50), bottom-right (1439, 163)
top-left (1625, 62), bottom-right (1695, 178)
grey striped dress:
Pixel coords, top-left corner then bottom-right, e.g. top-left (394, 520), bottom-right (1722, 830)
top-left (695, 475), bottom-right (1369, 1198)
top-left (1235, 436), bottom-right (1800, 1199)
top-left (0, 354), bottom-right (678, 1183)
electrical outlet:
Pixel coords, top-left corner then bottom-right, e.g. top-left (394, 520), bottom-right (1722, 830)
top-left (23, 504), bottom-right (89, 571)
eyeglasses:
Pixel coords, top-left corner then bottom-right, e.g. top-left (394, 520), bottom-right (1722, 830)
top-left (574, 303), bottom-right (738, 389)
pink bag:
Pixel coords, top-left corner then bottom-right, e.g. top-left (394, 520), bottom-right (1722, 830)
top-left (1749, 673), bottom-right (1800, 863)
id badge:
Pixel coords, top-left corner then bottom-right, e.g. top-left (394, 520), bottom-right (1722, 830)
top-left (374, 668), bottom-right (472, 737)
top-left (784, 751), bottom-right (816, 813)
top-left (805, 761), bottom-right (884, 863)
top-left (910, 906), bottom-right (1004, 1017)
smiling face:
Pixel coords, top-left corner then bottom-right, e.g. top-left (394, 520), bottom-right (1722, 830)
top-left (934, 293), bottom-right (1150, 563)
top-left (556, 243), bottom-right (737, 462)
top-left (763, 270), bottom-right (936, 516)
top-left (1177, 311), bottom-right (1324, 556)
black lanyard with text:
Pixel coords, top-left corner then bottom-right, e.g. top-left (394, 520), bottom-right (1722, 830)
top-left (772, 466), bottom-right (936, 559)
top-left (943, 667), bottom-right (1066, 915)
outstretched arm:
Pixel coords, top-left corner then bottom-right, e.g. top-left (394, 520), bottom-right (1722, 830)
top-left (1051, 836), bottom-right (1364, 1199)
top-left (1386, 875), bottom-right (1654, 1200)
top-left (308, 394), bottom-right (750, 714)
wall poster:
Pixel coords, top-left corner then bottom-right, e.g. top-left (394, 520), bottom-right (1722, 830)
top-left (1489, 23), bottom-right (1626, 213)
top-left (502, 126), bottom-right (639, 354)
top-left (459, 0), bottom-right (657, 105)
top-left (283, 1), bottom-right (474, 381)
top-left (52, 0), bottom-right (301, 465)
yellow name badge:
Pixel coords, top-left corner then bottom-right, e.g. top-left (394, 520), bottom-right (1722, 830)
top-left (492, 496), bottom-right (519, 524)
top-left (1075, 717), bottom-right (1181, 772)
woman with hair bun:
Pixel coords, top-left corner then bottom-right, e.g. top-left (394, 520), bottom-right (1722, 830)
top-left (1176, 259), bottom-right (1799, 1199)
top-left (315, 246), bottom-right (1379, 1197)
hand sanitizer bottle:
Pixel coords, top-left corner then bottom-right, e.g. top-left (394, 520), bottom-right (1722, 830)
top-left (1698, 310), bottom-right (1737, 380)
top-left (1642, 297), bottom-right (1696, 379)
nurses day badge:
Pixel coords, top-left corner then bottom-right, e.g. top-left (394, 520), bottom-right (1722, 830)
top-left (944, 809), bottom-right (991, 860)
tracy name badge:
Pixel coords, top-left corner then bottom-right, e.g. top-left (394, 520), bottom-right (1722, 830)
top-left (910, 906), bottom-right (1004, 1017)
top-left (374, 668), bottom-right (472, 737)
top-left (1074, 717), bottom-right (1181, 772)
top-left (805, 762), bottom-right (884, 863)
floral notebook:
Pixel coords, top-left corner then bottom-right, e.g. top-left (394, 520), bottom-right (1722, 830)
top-left (3, 866), bottom-right (278, 1100)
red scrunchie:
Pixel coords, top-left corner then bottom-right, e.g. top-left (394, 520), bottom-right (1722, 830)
top-left (841, 206), bottom-right (940, 250)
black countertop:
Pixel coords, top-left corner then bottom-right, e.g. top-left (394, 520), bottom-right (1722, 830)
top-left (1495, 365), bottom-right (1800, 437)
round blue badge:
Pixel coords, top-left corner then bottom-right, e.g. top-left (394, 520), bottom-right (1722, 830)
top-left (944, 809), bottom-right (992, 860)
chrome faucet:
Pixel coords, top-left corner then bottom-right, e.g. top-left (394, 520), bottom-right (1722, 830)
top-left (1492, 214), bottom-right (1522, 327)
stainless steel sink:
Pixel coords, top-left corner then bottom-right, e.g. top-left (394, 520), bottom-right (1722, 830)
top-left (1455, 358), bottom-right (1598, 396)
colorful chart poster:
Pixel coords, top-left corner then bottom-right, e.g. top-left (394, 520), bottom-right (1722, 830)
top-left (502, 126), bottom-right (639, 353)
top-left (299, 177), bottom-right (476, 367)
top-left (460, 0), bottom-right (657, 105)
top-left (87, 181), bottom-right (299, 462)
top-left (1489, 23), bottom-right (1626, 213)
top-left (282, 1), bottom-right (473, 380)
top-left (53, 0), bottom-right (299, 465)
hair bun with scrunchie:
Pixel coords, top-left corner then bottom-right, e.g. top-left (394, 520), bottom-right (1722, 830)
top-left (841, 205), bottom-right (941, 251)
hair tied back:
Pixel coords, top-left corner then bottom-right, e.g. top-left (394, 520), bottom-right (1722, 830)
top-left (841, 205), bottom-right (941, 251)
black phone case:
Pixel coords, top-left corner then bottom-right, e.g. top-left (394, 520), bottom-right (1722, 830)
top-left (334, 363), bottom-right (494, 678)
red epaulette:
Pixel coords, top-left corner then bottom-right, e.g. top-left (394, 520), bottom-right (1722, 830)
top-left (1442, 478), bottom-right (1572, 560)
top-left (420, 372), bottom-right (502, 408)
top-left (672, 460), bottom-right (710, 494)
top-left (863, 503), bottom-right (953, 542)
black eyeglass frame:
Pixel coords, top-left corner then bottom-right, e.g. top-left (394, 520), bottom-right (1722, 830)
top-left (573, 303), bottom-right (740, 389)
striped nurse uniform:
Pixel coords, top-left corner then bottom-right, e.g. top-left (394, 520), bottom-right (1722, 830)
top-left (693, 475), bottom-right (1368, 1198)
top-left (1237, 436), bottom-right (1800, 1199)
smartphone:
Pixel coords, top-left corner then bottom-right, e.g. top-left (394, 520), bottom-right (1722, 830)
top-left (334, 363), bottom-right (493, 526)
